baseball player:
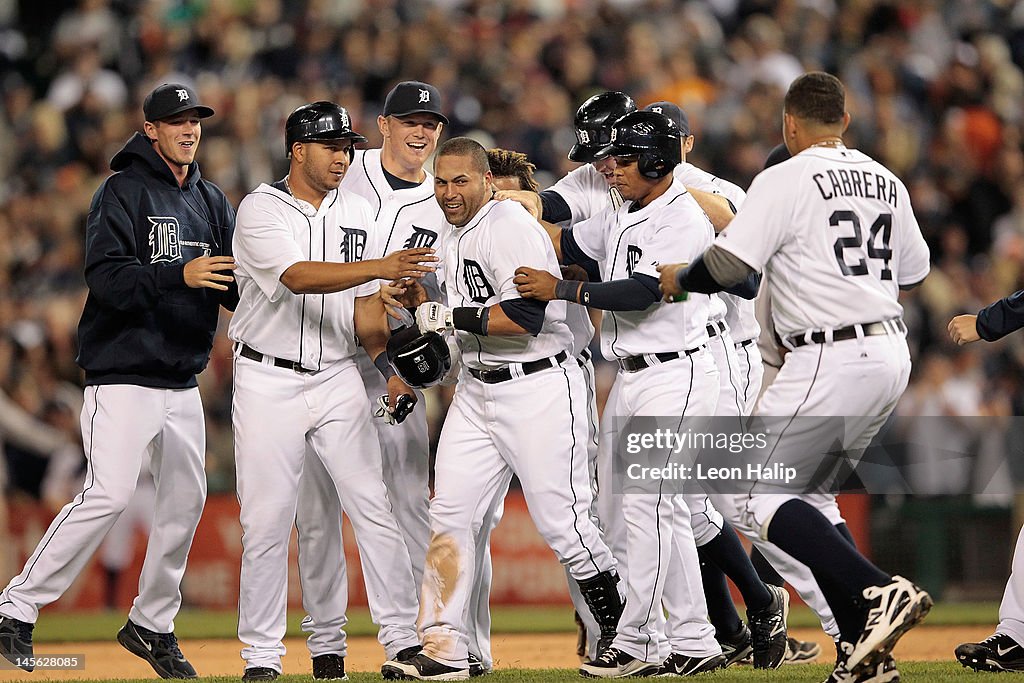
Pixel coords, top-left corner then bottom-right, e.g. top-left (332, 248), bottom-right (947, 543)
top-left (949, 292), bottom-right (1024, 672)
top-left (659, 72), bottom-right (933, 682)
top-left (381, 137), bottom-right (621, 681)
top-left (0, 83), bottom-right (236, 678)
top-left (515, 111), bottom-right (743, 677)
top-left (502, 92), bottom-right (788, 670)
top-left (286, 81), bottom-right (484, 676)
top-left (229, 101), bottom-right (436, 681)
top-left (488, 147), bottom-right (604, 662)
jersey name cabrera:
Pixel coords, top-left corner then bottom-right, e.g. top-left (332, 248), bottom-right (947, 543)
top-left (715, 147), bottom-right (930, 337)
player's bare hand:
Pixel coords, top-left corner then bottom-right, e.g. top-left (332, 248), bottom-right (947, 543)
top-left (380, 280), bottom-right (407, 320)
top-left (657, 263), bottom-right (686, 301)
top-left (375, 248), bottom-right (438, 280)
top-left (514, 266), bottom-right (559, 301)
top-left (494, 189), bottom-right (542, 219)
top-left (561, 264), bottom-right (590, 282)
top-left (387, 375), bottom-right (417, 424)
top-left (948, 314), bottom-right (981, 345)
top-left (184, 255), bottom-right (235, 290)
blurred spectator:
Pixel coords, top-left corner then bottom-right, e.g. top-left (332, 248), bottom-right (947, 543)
top-left (0, 0), bottom-right (1023, 498)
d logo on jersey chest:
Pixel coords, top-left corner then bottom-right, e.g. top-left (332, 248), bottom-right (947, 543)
top-left (148, 216), bottom-right (181, 264)
top-left (340, 227), bottom-right (367, 262)
top-left (626, 245), bottom-right (642, 276)
top-left (404, 226), bottom-right (438, 250)
top-left (462, 259), bottom-right (495, 304)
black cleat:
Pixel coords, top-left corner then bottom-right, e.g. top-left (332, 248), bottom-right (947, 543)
top-left (467, 652), bottom-right (490, 677)
top-left (117, 619), bottom-right (197, 679)
top-left (656, 652), bottom-right (727, 676)
top-left (783, 636), bottom-right (821, 664)
top-left (716, 622), bottom-right (752, 667)
top-left (312, 653), bottom-right (347, 680)
top-left (380, 652), bottom-right (469, 681)
top-left (242, 666), bottom-right (279, 681)
top-left (579, 647), bottom-right (659, 678)
top-left (747, 584), bottom-right (789, 669)
top-left (0, 617), bottom-right (34, 672)
top-left (956, 633), bottom-right (1024, 672)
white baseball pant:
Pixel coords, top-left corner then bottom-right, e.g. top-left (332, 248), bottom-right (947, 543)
top-left (0, 385), bottom-right (206, 633)
top-left (233, 356), bottom-right (418, 672)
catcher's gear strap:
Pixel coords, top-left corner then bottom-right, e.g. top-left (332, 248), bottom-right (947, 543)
top-left (499, 298), bottom-right (546, 336)
top-left (575, 274), bottom-right (659, 312)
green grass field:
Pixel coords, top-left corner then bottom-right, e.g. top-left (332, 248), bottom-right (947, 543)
top-left (13, 662), bottom-right (1009, 682)
top-left (29, 603), bottom-right (1001, 642)
top-left (14, 604), bottom-right (1003, 682)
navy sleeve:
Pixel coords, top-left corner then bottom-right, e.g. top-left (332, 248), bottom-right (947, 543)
top-left (723, 271), bottom-right (761, 300)
top-left (560, 229), bottom-right (602, 282)
top-left (976, 290), bottom-right (1024, 341)
top-left (217, 196), bottom-right (240, 312)
top-left (675, 254), bottom-right (723, 294)
top-left (540, 190), bottom-right (572, 224)
top-left (577, 274), bottom-right (660, 311)
top-left (83, 184), bottom-right (186, 313)
top-left (499, 298), bottom-right (548, 336)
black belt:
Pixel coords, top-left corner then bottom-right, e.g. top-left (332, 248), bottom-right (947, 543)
top-left (238, 343), bottom-right (316, 374)
top-left (785, 318), bottom-right (906, 348)
top-left (617, 347), bottom-right (702, 373)
top-left (577, 347), bottom-right (592, 367)
top-left (736, 338), bottom-right (755, 348)
top-left (707, 319), bottom-right (727, 338)
top-left (468, 351), bottom-right (568, 384)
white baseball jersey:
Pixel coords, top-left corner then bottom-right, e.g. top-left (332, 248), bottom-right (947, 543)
top-left (342, 149), bottom-right (446, 257)
top-left (716, 146), bottom-right (930, 337)
top-left (570, 176), bottom-right (715, 358)
top-left (546, 163), bottom-right (623, 225)
top-left (229, 183), bottom-right (379, 365)
top-left (674, 162), bottom-right (760, 343)
top-left (442, 199), bottom-right (572, 368)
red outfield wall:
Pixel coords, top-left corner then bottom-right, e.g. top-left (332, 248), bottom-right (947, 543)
top-left (3, 493), bottom-right (869, 610)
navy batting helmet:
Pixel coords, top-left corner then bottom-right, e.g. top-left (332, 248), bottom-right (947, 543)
top-left (568, 91), bottom-right (637, 163)
top-left (285, 101), bottom-right (367, 157)
top-left (596, 110), bottom-right (681, 179)
top-left (386, 326), bottom-right (452, 389)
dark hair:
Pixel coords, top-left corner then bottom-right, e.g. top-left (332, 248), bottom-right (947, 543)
top-left (436, 137), bottom-right (489, 175)
top-left (784, 72), bottom-right (845, 124)
top-left (486, 148), bottom-right (539, 191)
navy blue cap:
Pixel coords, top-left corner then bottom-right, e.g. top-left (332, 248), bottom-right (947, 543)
top-left (144, 83), bottom-right (214, 121)
top-left (383, 81), bottom-right (449, 125)
top-left (642, 101), bottom-right (690, 136)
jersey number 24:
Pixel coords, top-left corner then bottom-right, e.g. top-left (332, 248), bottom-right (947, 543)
top-left (830, 210), bottom-right (892, 281)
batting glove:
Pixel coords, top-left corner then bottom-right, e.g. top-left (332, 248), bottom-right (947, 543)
top-left (373, 394), bottom-right (417, 425)
top-left (415, 301), bottom-right (453, 334)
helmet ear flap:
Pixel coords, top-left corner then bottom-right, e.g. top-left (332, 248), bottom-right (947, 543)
top-left (638, 152), bottom-right (670, 179)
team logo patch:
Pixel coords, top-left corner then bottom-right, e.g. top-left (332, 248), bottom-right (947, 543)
top-left (404, 226), bottom-right (438, 249)
top-left (340, 227), bottom-right (367, 262)
top-left (148, 216), bottom-right (181, 264)
top-left (419, 89), bottom-right (430, 103)
top-left (340, 109), bottom-right (350, 129)
top-left (650, 106), bottom-right (663, 114)
top-left (577, 129), bottom-right (590, 144)
top-left (462, 259), bottom-right (495, 304)
top-left (176, 89), bottom-right (189, 102)
top-left (626, 245), bottom-right (642, 276)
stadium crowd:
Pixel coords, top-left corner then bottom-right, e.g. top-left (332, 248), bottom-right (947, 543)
top-left (0, 0), bottom-right (1022, 501)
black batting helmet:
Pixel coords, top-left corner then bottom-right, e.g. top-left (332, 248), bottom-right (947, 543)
top-left (386, 326), bottom-right (452, 389)
top-left (285, 101), bottom-right (367, 157)
top-left (596, 110), bottom-right (681, 179)
top-left (568, 91), bottom-right (637, 163)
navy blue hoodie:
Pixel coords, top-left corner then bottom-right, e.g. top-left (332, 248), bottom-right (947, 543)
top-left (76, 132), bottom-right (238, 388)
